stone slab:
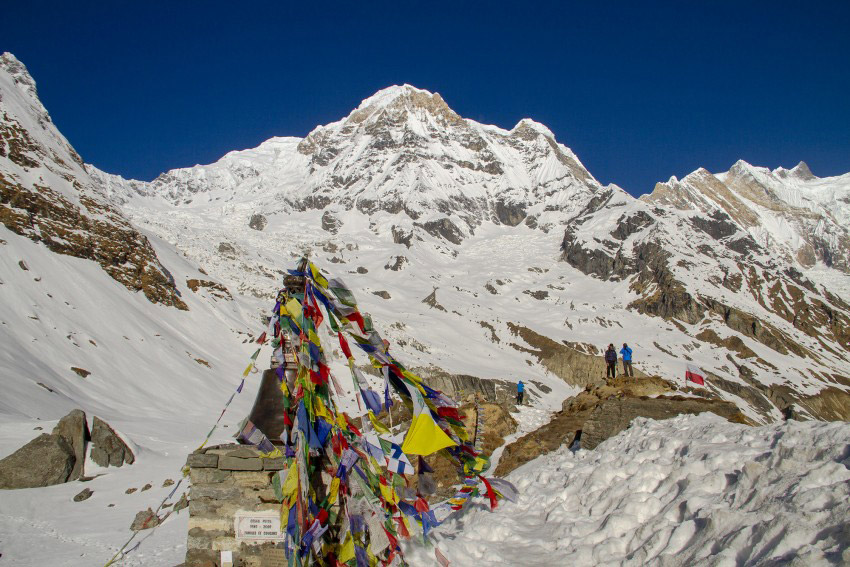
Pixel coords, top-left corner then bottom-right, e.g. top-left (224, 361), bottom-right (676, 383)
top-left (262, 458), bottom-right (286, 471)
top-left (219, 456), bottom-right (263, 471)
top-left (187, 453), bottom-right (219, 468)
top-left (225, 447), bottom-right (260, 458)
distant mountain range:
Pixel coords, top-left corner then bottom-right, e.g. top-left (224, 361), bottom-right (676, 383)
top-left (3, 51), bottom-right (849, 423)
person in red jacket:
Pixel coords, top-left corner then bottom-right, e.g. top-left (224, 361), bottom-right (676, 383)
top-left (604, 344), bottom-right (617, 378)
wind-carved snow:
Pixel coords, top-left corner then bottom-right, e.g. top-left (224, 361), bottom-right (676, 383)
top-left (408, 413), bottom-right (850, 566)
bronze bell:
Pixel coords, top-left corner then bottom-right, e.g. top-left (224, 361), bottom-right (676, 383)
top-left (241, 258), bottom-right (308, 445)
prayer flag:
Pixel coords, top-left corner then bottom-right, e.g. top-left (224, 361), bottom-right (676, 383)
top-left (385, 443), bottom-right (414, 476)
top-left (401, 382), bottom-right (457, 456)
top-left (686, 364), bottom-right (706, 386)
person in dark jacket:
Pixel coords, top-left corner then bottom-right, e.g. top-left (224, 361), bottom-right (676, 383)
top-left (604, 344), bottom-right (617, 378)
top-left (620, 343), bottom-right (634, 377)
top-left (516, 380), bottom-right (525, 404)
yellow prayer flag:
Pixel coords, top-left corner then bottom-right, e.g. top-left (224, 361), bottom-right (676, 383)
top-left (242, 363), bottom-right (254, 377)
top-left (308, 329), bottom-right (321, 346)
top-left (309, 262), bottom-right (329, 288)
top-left (379, 482), bottom-right (398, 505)
top-left (401, 413), bottom-right (457, 456)
top-left (401, 370), bottom-right (423, 384)
top-left (281, 466), bottom-right (299, 497)
top-left (367, 411), bottom-right (391, 434)
top-left (450, 423), bottom-right (469, 442)
top-left (338, 534), bottom-right (355, 564)
top-left (285, 298), bottom-right (303, 326)
top-left (327, 477), bottom-right (341, 505)
top-left (314, 397), bottom-right (330, 419)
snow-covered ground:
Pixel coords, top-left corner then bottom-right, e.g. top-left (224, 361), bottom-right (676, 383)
top-left (408, 413), bottom-right (850, 567)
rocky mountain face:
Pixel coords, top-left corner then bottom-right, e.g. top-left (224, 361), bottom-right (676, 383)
top-left (560, 159), bottom-right (850, 417)
top-left (3, 51), bottom-right (849, 423)
top-left (94, 85), bottom-right (609, 248)
top-left (0, 53), bottom-right (186, 309)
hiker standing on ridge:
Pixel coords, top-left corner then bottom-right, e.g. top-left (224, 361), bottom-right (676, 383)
top-left (620, 343), bottom-right (634, 377)
top-left (516, 380), bottom-right (525, 404)
top-left (604, 344), bottom-right (617, 378)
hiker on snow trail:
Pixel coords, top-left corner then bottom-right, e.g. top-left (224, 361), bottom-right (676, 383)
top-left (516, 380), bottom-right (525, 404)
top-left (620, 343), bottom-right (634, 377)
top-left (604, 344), bottom-right (617, 378)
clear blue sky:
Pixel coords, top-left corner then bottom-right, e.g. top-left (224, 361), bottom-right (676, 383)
top-left (3, 1), bottom-right (849, 195)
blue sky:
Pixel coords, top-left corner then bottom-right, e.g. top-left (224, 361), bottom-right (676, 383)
top-left (3, 1), bottom-right (849, 195)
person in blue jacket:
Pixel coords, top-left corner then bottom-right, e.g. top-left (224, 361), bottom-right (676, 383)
top-left (620, 343), bottom-right (633, 377)
top-left (516, 380), bottom-right (525, 404)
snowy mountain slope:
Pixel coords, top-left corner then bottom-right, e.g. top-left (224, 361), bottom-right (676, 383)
top-left (0, 53), bottom-right (283, 565)
top-left (0, 53), bottom-right (184, 309)
top-left (645, 160), bottom-right (850, 275)
top-left (88, 84), bottom-right (850, 424)
top-left (408, 413), bottom-right (850, 566)
top-left (0, 51), bottom-right (849, 567)
top-left (91, 85), bottom-right (607, 245)
top-left (561, 161), bottom-right (850, 419)
top-left (0, 224), bottom-right (273, 566)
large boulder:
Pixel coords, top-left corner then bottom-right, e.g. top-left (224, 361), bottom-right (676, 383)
top-left (90, 417), bottom-right (135, 468)
top-left (52, 409), bottom-right (89, 481)
top-left (581, 396), bottom-right (748, 450)
top-left (0, 434), bottom-right (75, 489)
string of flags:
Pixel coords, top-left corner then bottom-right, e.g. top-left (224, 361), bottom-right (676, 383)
top-left (233, 258), bottom-right (516, 566)
top-left (101, 257), bottom-right (515, 567)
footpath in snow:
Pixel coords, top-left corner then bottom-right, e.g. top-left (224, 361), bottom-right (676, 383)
top-left (407, 413), bottom-right (850, 567)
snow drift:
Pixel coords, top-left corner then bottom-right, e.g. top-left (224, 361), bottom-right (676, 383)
top-left (411, 413), bottom-right (850, 566)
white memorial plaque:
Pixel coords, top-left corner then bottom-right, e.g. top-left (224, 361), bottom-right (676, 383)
top-left (234, 510), bottom-right (285, 542)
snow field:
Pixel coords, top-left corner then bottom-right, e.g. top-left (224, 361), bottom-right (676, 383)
top-left (408, 413), bottom-right (850, 566)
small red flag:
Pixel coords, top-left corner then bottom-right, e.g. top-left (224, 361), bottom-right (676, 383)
top-left (686, 364), bottom-right (705, 386)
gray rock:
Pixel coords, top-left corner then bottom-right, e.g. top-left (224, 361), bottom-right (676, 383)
top-left (130, 508), bottom-right (161, 531)
top-left (90, 417), bottom-right (134, 468)
top-left (186, 453), bottom-right (219, 468)
top-left (73, 488), bottom-right (93, 502)
top-left (384, 255), bottom-right (407, 271)
top-left (0, 434), bottom-right (75, 489)
top-left (321, 211), bottom-right (342, 234)
top-left (248, 213), bottom-right (267, 231)
top-left (52, 409), bottom-right (89, 481)
top-left (263, 458), bottom-right (286, 471)
top-left (581, 396), bottom-right (746, 450)
top-left (218, 456), bottom-right (263, 471)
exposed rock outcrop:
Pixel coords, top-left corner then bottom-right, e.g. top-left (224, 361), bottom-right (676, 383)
top-left (248, 213), bottom-right (267, 231)
top-left (0, 433), bottom-right (75, 489)
top-left (581, 396), bottom-right (747, 450)
top-left (507, 322), bottom-right (646, 388)
top-left (52, 409), bottom-right (89, 481)
top-left (90, 417), bottom-right (135, 468)
top-left (186, 278), bottom-right (233, 301)
top-left (495, 377), bottom-right (750, 476)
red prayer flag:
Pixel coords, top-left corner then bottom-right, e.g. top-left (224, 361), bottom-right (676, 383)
top-left (479, 475), bottom-right (498, 511)
top-left (686, 364), bottom-right (705, 386)
top-left (338, 332), bottom-right (353, 359)
top-left (435, 547), bottom-right (450, 567)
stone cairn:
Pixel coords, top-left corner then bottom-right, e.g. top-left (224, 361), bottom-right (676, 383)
top-left (185, 444), bottom-right (287, 567)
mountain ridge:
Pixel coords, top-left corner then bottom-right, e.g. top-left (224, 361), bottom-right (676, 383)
top-left (3, 52), bottom-right (850, 426)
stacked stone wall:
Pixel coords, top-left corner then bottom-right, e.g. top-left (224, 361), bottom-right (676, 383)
top-left (185, 444), bottom-right (287, 567)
